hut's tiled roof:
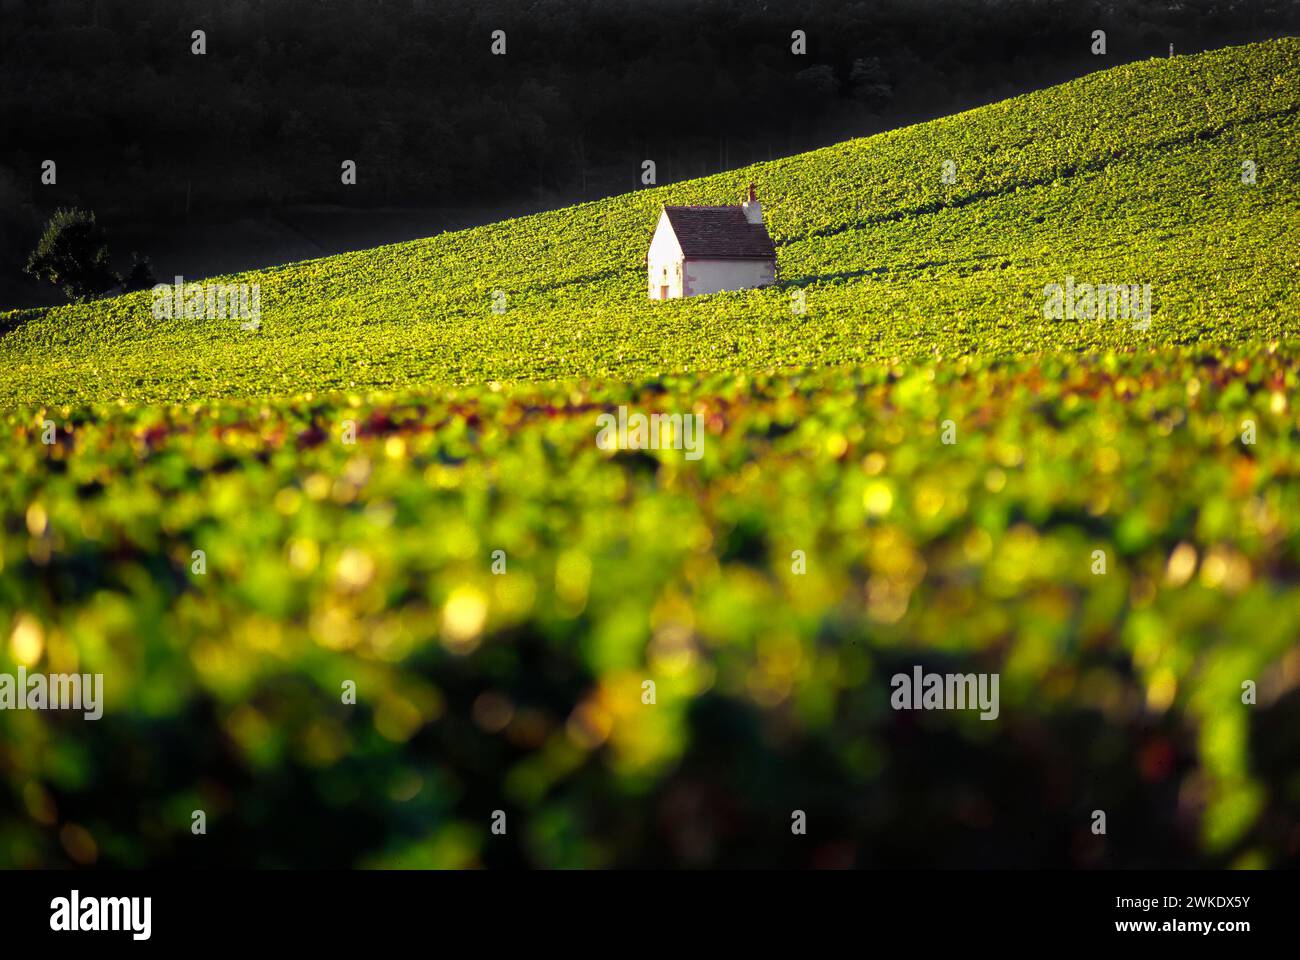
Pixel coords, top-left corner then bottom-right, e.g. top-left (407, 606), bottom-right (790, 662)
top-left (661, 205), bottom-right (776, 260)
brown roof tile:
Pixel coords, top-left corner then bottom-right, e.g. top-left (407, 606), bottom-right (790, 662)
top-left (661, 205), bottom-right (776, 260)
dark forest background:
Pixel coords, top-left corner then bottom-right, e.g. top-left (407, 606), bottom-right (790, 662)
top-left (2, 0), bottom-right (1298, 308)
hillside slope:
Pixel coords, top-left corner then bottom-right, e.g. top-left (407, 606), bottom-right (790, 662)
top-left (3, 40), bottom-right (1300, 870)
top-left (2, 39), bottom-right (1298, 405)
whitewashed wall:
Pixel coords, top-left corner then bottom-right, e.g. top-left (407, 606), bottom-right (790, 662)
top-left (647, 212), bottom-right (684, 299)
top-left (684, 258), bottom-right (775, 297)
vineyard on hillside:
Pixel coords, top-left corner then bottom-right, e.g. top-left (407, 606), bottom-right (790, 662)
top-left (1, 39), bottom-right (1298, 870)
top-left (0, 40), bottom-right (1297, 405)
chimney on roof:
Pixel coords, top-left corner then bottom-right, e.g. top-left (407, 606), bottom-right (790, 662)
top-left (742, 183), bottom-right (763, 224)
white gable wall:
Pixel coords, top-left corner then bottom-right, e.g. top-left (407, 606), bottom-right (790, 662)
top-left (647, 211), bottom-right (684, 299)
top-left (684, 258), bottom-right (775, 297)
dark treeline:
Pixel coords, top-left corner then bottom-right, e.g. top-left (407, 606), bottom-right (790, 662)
top-left (2, 0), bottom-right (1297, 305)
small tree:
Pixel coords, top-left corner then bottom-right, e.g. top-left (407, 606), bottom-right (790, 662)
top-left (24, 208), bottom-right (118, 303)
